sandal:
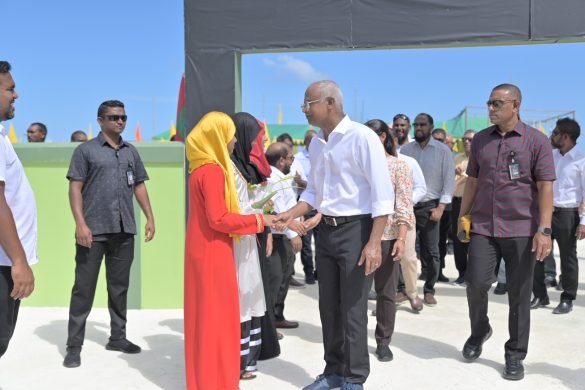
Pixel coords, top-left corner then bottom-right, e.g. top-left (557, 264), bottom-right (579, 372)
top-left (240, 372), bottom-right (257, 380)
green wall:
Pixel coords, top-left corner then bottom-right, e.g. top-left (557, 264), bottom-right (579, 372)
top-left (14, 142), bottom-right (185, 309)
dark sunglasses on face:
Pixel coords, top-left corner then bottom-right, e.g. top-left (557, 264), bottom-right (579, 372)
top-left (105, 115), bottom-right (128, 122)
top-left (486, 100), bottom-right (514, 109)
top-left (413, 122), bottom-right (428, 127)
top-left (463, 137), bottom-right (473, 142)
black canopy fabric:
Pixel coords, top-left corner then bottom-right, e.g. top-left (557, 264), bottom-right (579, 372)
top-left (184, 0), bottom-right (585, 138)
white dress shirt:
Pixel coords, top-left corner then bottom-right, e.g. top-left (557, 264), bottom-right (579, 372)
top-left (0, 125), bottom-right (38, 266)
top-left (268, 165), bottom-right (299, 239)
top-left (300, 115), bottom-right (394, 217)
top-left (552, 147), bottom-right (585, 224)
top-left (398, 152), bottom-right (427, 204)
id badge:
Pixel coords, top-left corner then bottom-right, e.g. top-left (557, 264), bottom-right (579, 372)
top-left (508, 162), bottom-right (521, 180)
top-left (126, 169), bottom-right (135, 186)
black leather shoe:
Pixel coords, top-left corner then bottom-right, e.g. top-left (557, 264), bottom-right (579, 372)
top-left (63, 347), bottom-right (81, 368)
top-left (462, 326), bottom-right (492, 361)
top-left (530, 296), bottom-right (550, 309)
top-left (552, 300), bottom-right (573, 314)
top-left (493, 283), bottom-right (507, 295)
top-left (275, 319), bottom-right (299, 329)
top-left (502, 356), bottom-right (524, 380)
top-left (544, 275), bottom-right (557, 288)
top-left (305, 273), bottom-right (316, 285)
top-left (106, 338), bottom-right (141, 354)
top-left (437, 273), bottom-right (450, 283)
top-left (289, 277), bottom-right (305, 288)
top-left (375, 345), bottom-right (393, 362)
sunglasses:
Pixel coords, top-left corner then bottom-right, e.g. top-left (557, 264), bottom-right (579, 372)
top-left (413, 122), bottom-right (428, 127)
top-left (393, 114), bottom-right (410, 122)
top-left (463, 137), bottom-right (473, 142)
top-left (105, 115), bottom-right (128, 122)
top-left (486, 100), bottom-right (514, 109)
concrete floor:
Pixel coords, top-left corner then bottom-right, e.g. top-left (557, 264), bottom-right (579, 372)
top-left (1, 245), bottom-right (585, 390)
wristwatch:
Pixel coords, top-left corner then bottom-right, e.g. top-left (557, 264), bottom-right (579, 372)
top-left (538, 227), bottom-right (552, 236)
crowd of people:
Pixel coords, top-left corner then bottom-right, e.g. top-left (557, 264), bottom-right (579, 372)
top-left (1, 59), bottom-right (584, 389)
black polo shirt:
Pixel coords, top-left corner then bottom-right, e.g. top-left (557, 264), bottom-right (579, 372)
top-left (66, 132), bottom-right (149, 236)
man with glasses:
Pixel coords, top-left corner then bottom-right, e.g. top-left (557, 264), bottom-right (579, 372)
top-left (452, 129), bottom-right (476, 285)
top-left (63, 100), bottom-right (155, 368)
top-left (0, 60), bottom-right (36, 359)
top-left (276, 80), bottom-right (394, 390)
top-left (531, 118), bottom-right (584, 315)
top-left (392, 113), bottom-right (411, 152)
top-left (457, 84), bottom-right (555, 380)
top-left (401, 114), bottom-right (455, 306)
top-left (265, 142), bottom-right (303, 330)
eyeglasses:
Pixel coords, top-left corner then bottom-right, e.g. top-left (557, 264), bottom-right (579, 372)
top-left (413, 122), bottom-right (428, 127)
top-left (550, 129), bottom-right (561, 137)
top-left (393, 114), bottom-right (410, 122)
top-left (462, 137), bottom-right (474, 142)
top-left (486, 100), bottom-right (514, 109)
top-left (285, 155), bottom-right (295, 161)
top-left (301, 98), bottom-right (324, 111)
top-left (104, 115), bottom-right (128, 122)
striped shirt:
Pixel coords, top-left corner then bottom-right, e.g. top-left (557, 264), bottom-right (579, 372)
top-left (401, 136), bottom-right (455, 204)
top-left (466, 121), bottom-right (555, 238)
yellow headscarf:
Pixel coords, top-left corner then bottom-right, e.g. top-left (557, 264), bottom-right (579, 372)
top-left (186, 111), bottom-right (240, 216)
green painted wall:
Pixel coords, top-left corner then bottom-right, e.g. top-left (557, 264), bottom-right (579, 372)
top-left (14, 142), bottom-right (185, 309)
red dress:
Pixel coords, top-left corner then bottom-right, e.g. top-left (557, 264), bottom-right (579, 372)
top-left (184, 164), bottom-right (259, 390)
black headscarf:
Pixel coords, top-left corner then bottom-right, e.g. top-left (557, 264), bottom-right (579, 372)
top-left (231, 112), bottom-right (264, 184)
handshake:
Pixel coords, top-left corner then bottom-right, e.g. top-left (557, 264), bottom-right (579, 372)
top-left (264, 211), bottom-right (320, 237)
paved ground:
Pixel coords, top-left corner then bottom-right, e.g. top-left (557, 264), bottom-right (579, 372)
top-left (1, 244), bottom-right (585, 390)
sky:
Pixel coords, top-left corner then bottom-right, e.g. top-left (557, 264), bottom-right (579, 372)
top-left (4, 1), bottom-right (585, 142)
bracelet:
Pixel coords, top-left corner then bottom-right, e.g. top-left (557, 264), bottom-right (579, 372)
top-left (397, 237), bottom-right (406, 242)
top-left (255, 214), bottom-right (264, 233)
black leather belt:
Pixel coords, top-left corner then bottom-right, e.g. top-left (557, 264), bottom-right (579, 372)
top-left (553, 207), bottom-right (579, 212)
top-left (322, 214), bottom-right (371, 227)
top-left (414, 199), bottom-right (439, 208)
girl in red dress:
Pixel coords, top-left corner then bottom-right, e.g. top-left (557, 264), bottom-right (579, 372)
top-left (184, 111), bottom-right (273, 390)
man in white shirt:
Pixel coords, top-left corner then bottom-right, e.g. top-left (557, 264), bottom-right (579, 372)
top-left (531, 118), bottom-right (585, 314)
top-left (392, 113), bottom-right (412, 152)
top-left (276, 80), bottom-right (394, 390)
top-left (294, 130), bottom-right (319, 284)
top-left (0, 61), bottom-right (36, 358)
top-left (265, 142), bottom-right (302, 329)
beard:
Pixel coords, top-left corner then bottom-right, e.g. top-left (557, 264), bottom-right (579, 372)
top-left (414, 131), bottom-right (429, 144)
top-left (283, 165), bottom-right (291, 175)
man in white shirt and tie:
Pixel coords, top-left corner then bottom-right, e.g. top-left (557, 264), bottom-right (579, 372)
top-left (275, 80), bottom-right (394, 390)
top-left (531, 118), bottom-right (585, 314)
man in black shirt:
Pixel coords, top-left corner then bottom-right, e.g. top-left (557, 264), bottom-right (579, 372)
top-left (63, 100), bottom-right (155, 368)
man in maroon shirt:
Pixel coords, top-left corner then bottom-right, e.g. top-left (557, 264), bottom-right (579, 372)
top-left (457, 84), bottom-right (555, 381)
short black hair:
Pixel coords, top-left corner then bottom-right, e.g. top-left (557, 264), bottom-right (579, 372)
top-left (276, 133), bottom-right (293, 144)
top-left (417, 113), bottom-right (434, 126)
top-left (70, 130), bottom-right (87, 142)
top-left (265, 142), bottom-right (289, 166)
top-left (432, 128), bottom-right (446, 138)
top-left (30, 122), bottom-right (48, 135)
top-left (556, 118), bottom-right (580, 142)
top-left (98, 100), bottom-right (125, 118)
top-left (0, 61), bottom-right (11, 74)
